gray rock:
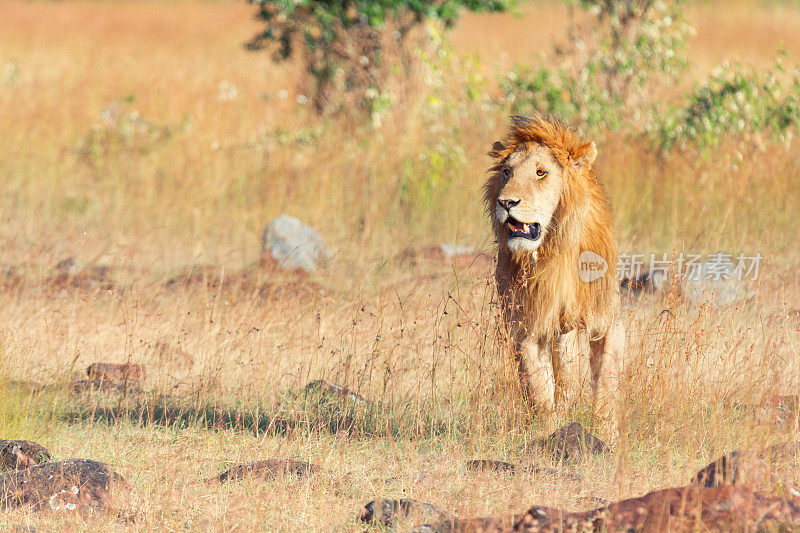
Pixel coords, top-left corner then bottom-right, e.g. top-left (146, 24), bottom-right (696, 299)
top-left (438, 243), bottom-right (477, 258)
top-left (359, 498), bottom-right (454, 527)
top-left (679, 263), bottom-right (749, 307)
top-left (261, 215), bottom-right (331, 273)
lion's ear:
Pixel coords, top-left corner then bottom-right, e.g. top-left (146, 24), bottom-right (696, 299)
top-left (489, 141), bottom-right (505, 158)
top-left (574, 141), bottom-right (598, 167)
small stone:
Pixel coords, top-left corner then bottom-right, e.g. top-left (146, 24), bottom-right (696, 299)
top-left (0, 440), bottom-right (52, 471)
top-left (215, 459), bottom-right (320, 483)
top-left (465, 459), bottom-right (516, 473)
top-left (541, 422), bottom-right (610, 462)
top-left (303, 379), bottom-right (364, 403)
top-left (261, 215), bottom-right (331, 273)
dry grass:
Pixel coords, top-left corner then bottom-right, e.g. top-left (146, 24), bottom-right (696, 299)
top-left (1, 0), bottom-right (799, 531)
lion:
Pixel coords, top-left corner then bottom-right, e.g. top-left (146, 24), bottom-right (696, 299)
top-left (485, 115), bottom-right (625, 437)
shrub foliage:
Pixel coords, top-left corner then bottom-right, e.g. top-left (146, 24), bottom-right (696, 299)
top-left (247, 0), bottom-right (514, 115)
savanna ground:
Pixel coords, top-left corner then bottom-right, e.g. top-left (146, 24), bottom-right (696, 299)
top-left (1, 0), bottom-right (799, 530)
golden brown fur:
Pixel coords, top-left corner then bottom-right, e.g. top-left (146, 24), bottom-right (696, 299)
top-left (485, 115), bottom-right (625, 435)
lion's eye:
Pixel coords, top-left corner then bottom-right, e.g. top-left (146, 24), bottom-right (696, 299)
top-left (536, 169), bottom-right (547, 177)
top-left (503, 167), bottom-right (511, 177)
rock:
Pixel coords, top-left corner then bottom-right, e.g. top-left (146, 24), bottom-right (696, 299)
top-left (87, 363), bottom-right (146, 384)
top-left (411, 515), bottom-right (517, 532)
top-left (579, 485), bottom-right (800, 532)
top-left (620, 271), bottom-right (667, 297)
top-left (384, 471), bottom-right (431, 485)
top-left (72, 363), bottom-right (145, 393)
top-left (0, 459), bottom-right (127, 512)
top-left (748, 394), bottom-right (799, 426)
top-left (540, 422), bottom-right (610, 462)
top-left (215, 459), bottom-right (320, 483)
top-left (466, 460), bottom-right (517, 473)
top-left (359, 498), bottom-right (455, 527)
top-left (677, 260), bottom-right (749, 307)
top-left (439, 243), bottom-right (479, 259)
top-left (0, 440), bottom-right (52, 471)
top-left (694, 442), bottom-right (800, 493)
top-left (261, 215), bottom-right (331, 273)
top-left (0, 264), bottom-right (24, 291)
top-left (48, 258), bottom-right (114, 292)
top-left (411, 485), bottom-right (800, 532)
top-left (466, 460), bottom-right (581, 481)
top-left (303, 379), bottom-right (365, 403)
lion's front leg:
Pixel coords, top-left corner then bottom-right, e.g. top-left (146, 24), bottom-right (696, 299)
top-left (589, 318), bottom-right (625, 442)
top-left (516, 334), bottom-right (556, 427)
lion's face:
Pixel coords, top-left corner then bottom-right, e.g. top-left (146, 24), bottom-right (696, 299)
top-left (494, 143), bottom-right (565, 254)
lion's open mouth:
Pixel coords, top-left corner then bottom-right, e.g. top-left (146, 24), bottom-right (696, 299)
top-left (507, 217), bottom-right (541, 241)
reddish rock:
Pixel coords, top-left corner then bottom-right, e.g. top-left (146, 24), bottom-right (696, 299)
top-left (72, 362), bottom-right (146, 393)
top-left (581, 485), bottom-right (800, 532)
top-left (417, 486), bottom-right (800, 532)
top-left (0, 440), bottom-right (52, 471)
top-left (215, 459), bottom-right (320, 483)
top-left (0, 459), bottom-right (127, 512)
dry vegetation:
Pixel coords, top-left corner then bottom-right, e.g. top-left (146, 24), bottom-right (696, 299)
top-left (0, 0), bottom-right (799, 530)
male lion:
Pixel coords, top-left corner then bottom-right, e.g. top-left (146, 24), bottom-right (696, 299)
top-left (485, 115), bottom-right (625, 436)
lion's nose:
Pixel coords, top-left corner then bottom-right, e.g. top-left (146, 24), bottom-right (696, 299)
top-left (497, 198), bottom-right (521, 211)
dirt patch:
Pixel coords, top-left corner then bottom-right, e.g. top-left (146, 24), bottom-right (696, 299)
top-left (399, 245), bottom-right (492, 271)
top-left (164, 262), bottom-right (327, 300)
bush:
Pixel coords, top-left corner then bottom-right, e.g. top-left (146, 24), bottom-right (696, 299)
top-left (502, 0), bottom-right (691, 132)
top-left (247, 0), bottom-right (515, 117)
top-left (655, 56), bottom-right (800, 151)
